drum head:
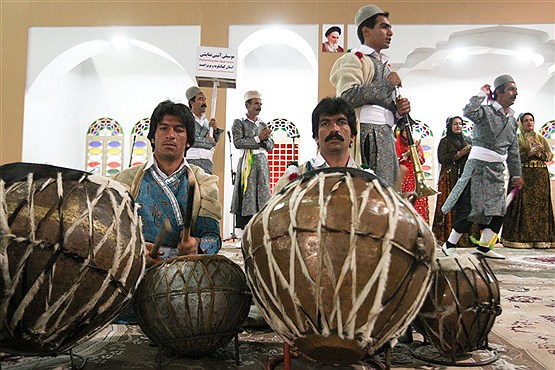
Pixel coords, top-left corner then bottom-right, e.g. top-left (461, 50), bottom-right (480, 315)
top-left (0, 162), bottom-right (89, 186)
top-left (279, 166), bottom-right (384, 194)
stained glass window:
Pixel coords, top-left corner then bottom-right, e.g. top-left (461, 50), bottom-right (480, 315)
top-left (412, 120), bottom-right (435, 186)
top-left (267, 118), bottom-right (300, 191)
top-left (129, 118), bottom-right (152, 167)
top-left (539, 120), bottom-right (555, 179)
top-left (86, 117), bottom-right (124, 177)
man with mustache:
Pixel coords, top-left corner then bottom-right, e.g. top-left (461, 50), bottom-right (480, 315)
top-left (184, 86), bottom-right (224, 175)
top-left (273, 97), bottom-right (365, 193)
top-left (115, 100), bottom-right (222, 267)
top-left (441, 75), bottom-right (523, 259)
top-left (330, 4), bottom-right (411, 189)
top-left (230, 91), bottom-right (274, 237)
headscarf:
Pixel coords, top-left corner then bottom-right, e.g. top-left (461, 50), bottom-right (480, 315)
top-left (445, 115), bottom-right (469, 150)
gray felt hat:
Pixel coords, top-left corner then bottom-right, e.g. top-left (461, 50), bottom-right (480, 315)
top-left (493, 74), bottom-right (515, 91)
top-left (355, 5), bottom-right (386, 29)
top-left (185, 86), bottom-right (202, 101)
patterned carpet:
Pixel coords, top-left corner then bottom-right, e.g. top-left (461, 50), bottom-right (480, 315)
top-left (1, 247), bottom-right (553, 369)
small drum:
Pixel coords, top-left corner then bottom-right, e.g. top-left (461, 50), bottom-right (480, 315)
top-left (242, 168), bottom-right (436, 364)
top-left (134, 255), bottom-right (251, 357)
top-left (413, 254), bottom-right (501, 355)
top-left (0, 163), bottom-right (145, 355)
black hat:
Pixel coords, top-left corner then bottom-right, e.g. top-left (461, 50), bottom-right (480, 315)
top-left (325, 26), bottom-right (341, 37)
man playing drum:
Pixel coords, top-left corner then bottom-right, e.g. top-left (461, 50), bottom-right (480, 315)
top-left (274, 97), bottom-right (366, 193)
top-left (115, 100), bottom-right (223, 268)
top-left (441, 75), bottom-right (524, 259)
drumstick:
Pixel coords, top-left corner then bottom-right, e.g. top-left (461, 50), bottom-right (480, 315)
top-left (149, 218), bottom-right (171, 259)
top-left (181, 168), bottom-right (196, 240)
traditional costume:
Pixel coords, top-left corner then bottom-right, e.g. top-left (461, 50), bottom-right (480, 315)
top-left (432, 119), bottom-right (475, 246)
top-left (185, 86), bottom-right (223, 175)
top-left (330, 28), bottom-right (400, 187)
top-left (395, 131), bottom-right (429, 221)
top-left (502, 113), bottom-right (555, 249)
top-left (441, 75), bottom-right (522, 259)
top-left (114, 158), bottom-right (222, 256)
top-left (442, 93), bottom-right (521, 223)
top-left (230, 96), bottom-right (274, 229)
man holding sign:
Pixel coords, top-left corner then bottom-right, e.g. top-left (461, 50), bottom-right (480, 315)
top-left (185, 86), bottom-right (224, 175)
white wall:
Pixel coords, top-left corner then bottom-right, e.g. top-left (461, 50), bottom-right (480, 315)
top-left (21, 23), bottom-right (553, 238)
top-left (23, 26), bottom-right (200, 169)
top-left (223, 25), bottom-right (319, 238)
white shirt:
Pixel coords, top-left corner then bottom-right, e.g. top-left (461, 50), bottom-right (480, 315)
top-left (477, 90), bottom-right (515, 117)
top-left (356, 45), bottom-right (395, 127)
top-left (309, 153), bottom-right (357, 169)
top-left (143, 155), bottom-right (190, 180)
top-left (186, 114), bottom-right (214, 161)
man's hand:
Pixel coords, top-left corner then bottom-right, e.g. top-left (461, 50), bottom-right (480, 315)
top-left (481, 84), bottom-right (492, 95)
top-left (386, 72), bottom-right (402, 87)
top-left (145, 242), bottom-right (164, 268)
top-left (481, 84), bottom-right (494, 102)
top-left (396, 97), bottom-right (411, 116)
top-left (512, 177), bottom-right (524, 189)
top-left (177, 232), bottom-right (200, 256)
top-left (259, 127), bottom-right (272, 141)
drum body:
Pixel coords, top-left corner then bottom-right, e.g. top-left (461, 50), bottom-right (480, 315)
top-left (242, 168), bottom-right (436, 364)
top-left (413, 254), bottom-right (501, 355)
top-left (0, 163), bottom-right (145, 355)
top-left (134, 255), bottom-right (251, 357)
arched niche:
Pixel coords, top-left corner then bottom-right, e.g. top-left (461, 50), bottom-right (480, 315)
top-left (22, 26), bottom-right (200, 170)
top-left (223, 25), bottom-right (319, 238)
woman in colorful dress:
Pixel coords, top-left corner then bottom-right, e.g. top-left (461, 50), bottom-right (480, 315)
top-left (432, 116), bottom-right (473, 245)
top-left (395, 128), bottom-right (429, 222)
top-left (502, 112), bottom-right (555, 249)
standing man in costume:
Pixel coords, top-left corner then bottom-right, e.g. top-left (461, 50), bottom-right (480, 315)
top-left (115, 100), bottom-right (222, 268)
top-left (184, 86), bottom-right (224, 175)
top-left (441, 75), bottom-right (523, 259)
top-left (330, 4), bottom-right (411, 189)
top-left (274, 97), bottom-right (363, 193)
top-left (230, 91), bottom-right (274, 236)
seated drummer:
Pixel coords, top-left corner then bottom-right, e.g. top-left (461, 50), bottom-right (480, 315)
top-left (273, 97), bottom-right (365, 193)
top-left (115, 100), bottom-right (222, 268)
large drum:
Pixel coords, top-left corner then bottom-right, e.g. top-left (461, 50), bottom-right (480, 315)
top-left (134, 255), bottom-right (251, 357)
top-left (242, 168), bottom-right (436, 364)
top-left (413, 254), bottom-right (501, 355)
top-left (0, 163), bottom-right (145, 355)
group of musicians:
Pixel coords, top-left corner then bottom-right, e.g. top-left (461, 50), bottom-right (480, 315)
top-left (115, 4), bottom-right (527, 276)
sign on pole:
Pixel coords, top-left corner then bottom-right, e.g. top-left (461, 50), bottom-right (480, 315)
top-left (195, 46), bottom-right (237, 89)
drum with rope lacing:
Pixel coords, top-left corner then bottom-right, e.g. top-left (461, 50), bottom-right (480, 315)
top-left (242, 167), bottom-right (436, 364)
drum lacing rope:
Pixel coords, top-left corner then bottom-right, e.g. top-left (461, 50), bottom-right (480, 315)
top-left (247, 171), bottom-right (434, 349)
top-left (2, 173), bottom-right (141, 340)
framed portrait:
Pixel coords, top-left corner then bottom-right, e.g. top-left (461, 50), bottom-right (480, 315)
top-left (322, 24), bottom-right (344, 53)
